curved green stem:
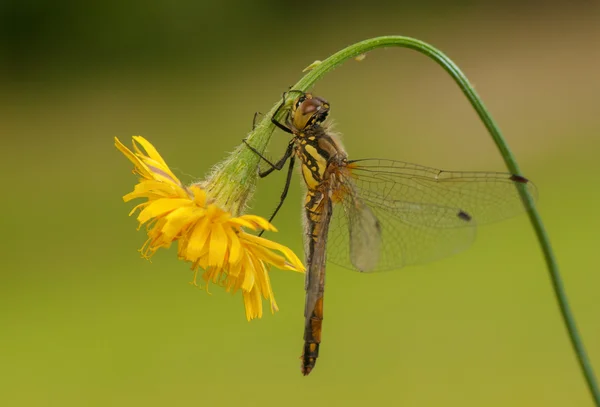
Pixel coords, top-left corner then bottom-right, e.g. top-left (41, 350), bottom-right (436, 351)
top-left (253, 36), bottom-right (598, 404)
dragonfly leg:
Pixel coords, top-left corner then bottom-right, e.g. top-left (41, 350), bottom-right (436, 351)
top-left (258, 155), bottom-right (296, 237)
top-left (242, 138), bottom-right (276, 168)
top-left (243, 139), bottom-right (294, 178)
top-left (270, 89), bottom-right (304, 134)
top-left (271, 116), bottom-right (294, 134)
top-left (251, 111), bottom-right (262, 131)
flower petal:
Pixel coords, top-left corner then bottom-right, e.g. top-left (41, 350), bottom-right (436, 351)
top-left (241, 233), bottom-right (305, 272)
top-left (132, 136), bottom-right (178, 177)
top-left (115, 137), bottom-right (152, 179)
top-left (185, 215), bottom-right (212, 261)
top-left (161, 206), bottom-right (205, 240)
top-left (227, 217), bottom-right (259, 230)
top-left (245, 242), bottom-right (288, 270)
top-left (240, 253), bottom-right (256, 292)
top-left (233, 214), bottom-right (277, 232)
top-left (224, 227), bottom-right (242, 266)
top-left (189, 185), bottom-right (207, 207)
top-left (243, 287), bottom-right (262, 321)
top-left (137, 198), bottom-right (193, 225)
top-left (208, 222), bottom-right (228, 268)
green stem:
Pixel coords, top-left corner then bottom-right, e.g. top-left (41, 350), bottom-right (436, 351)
top-left (258, 36), bottom-right (599, 404)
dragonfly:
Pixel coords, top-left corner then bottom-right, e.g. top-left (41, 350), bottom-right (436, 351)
top-left (244, 91), bottom-right (536, 376)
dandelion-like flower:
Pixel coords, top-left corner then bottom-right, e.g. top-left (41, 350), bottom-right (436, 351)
top-left (115, 136), bottom-right (304, 320)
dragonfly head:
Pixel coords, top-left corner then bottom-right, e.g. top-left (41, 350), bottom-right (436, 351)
top-left (290, 93), bottom-right (330, 131)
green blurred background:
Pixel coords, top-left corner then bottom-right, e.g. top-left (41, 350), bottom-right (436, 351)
top-left (2, 1), bottom-right (599, 406)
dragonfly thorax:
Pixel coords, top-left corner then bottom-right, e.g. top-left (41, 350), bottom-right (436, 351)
top-left (294, 125), bottom-right (348, 191)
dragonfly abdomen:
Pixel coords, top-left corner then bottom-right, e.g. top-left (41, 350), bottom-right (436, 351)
top-left (301, 295), bottom-right (324, 376)
top-left (301, 189), bottom-right (331, 376)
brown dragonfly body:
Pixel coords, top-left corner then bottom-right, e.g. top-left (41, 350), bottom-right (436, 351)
top-left (246, 91), bottom-right (535, 376)
top-left (292, 105), bottom-right (349, 375)
top-left (253, 93), bottom-right (351, 374)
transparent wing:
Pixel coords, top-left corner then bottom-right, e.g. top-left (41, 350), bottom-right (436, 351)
top-left (327, 159), bottom-right (537, 272)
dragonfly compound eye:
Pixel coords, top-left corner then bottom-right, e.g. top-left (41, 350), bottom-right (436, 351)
top-left (291, 95), bottom-right (331, 131)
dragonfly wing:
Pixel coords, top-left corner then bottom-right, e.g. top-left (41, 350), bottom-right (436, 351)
top-left (327, 159), bottom-right (535, 272)
top-left (347, 159), bottom-right (537, 224)
top-left (329, 192), bottom-right (477, 272)
top-left (345, 193), bottom-right (382, 272)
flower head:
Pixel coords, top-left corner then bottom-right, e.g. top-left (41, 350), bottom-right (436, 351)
top-left (115, 136), bottom-right (304, 320)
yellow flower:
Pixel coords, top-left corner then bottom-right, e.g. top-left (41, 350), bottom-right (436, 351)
top-left (115, 136), bottom-right (304, 320)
